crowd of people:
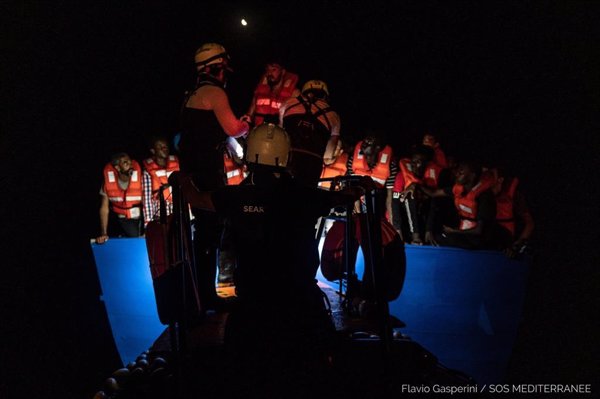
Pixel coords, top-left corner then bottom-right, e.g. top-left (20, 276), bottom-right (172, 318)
top-left (93, 42), bottom-right (536, 391)
top-left (95, 42), bottom-right (534, 304)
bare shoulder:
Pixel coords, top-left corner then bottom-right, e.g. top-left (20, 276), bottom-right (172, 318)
top-left (186, 85), bottom-right (226, 109)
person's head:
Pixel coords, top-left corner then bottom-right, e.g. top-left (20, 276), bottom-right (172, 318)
top-left (302, 80), bottom-right (329, 102)
top-left (245, 123), bottom-right (290, 172)
top-left (110, 153), bottom-right (132, 176)
top-left (265, 62), bottom-right (285, 86)
top-left (360, 136), bottom-right (384, 169)
top-left (409, 144), bottom-right (434, 178)
top-left (489, 166), bottom-right (515, 195)
top-left (194, 43), bottom-right (231, 82)
top-left (422, 133), bottom-right (439, 148)
top-left (148, 137), bottom-right (170, 160)
top-left (455, 160), bottom-right (482, 187)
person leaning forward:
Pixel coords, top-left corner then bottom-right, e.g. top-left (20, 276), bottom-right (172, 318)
top-left (96, 152), bottom-right (143, 244)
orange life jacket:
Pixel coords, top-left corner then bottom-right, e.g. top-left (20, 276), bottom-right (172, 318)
top-left (223, 153), bottom-right (247, 185)
top-left (351, 141), bottom-right (393, 188)
top-left (103, 160), bottom-right (143, 219)
top-left (143, 155), bottom-right (180, 204)
top-left (496, 177), bottom-right (519, 236)
top-left (452, 175), bottom-right (494, 230)
top-left (253, 71), bottom-right (299, 125)
top-left (395, 158), bottom-right (442, 192)
top-left (318, 153), bottom-right (348, 189)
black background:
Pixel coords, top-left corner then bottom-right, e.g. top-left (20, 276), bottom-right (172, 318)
top-left (2, 1), bottom-right (599, 397)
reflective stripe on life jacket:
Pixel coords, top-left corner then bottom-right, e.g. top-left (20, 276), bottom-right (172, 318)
top-left (143, 155), bottom-right (180, 204)
top-left (452, 176), bottom-right (494, 230)
top-left (223, 153), bottom-right (247, 185)
top-left (318, 153), bottom-right (348, 189)
top-left (253, 71), bottom-right (299, 125)
top-left (496, 177), bottom-right (519, 236)
top-left (351, 141), bottom-right (393, 188)
top-left (103, 160), bottom-right (143, 219)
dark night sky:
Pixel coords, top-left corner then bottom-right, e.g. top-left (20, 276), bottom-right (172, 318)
top-left (2, 1), bottom-right (599, 398)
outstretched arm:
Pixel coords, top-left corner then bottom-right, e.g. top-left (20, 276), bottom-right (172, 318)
top-left (97, 195), bottom-right (110, 244)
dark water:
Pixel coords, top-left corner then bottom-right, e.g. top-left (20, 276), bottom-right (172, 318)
top-left (3, 2), bottom-right (598, 397)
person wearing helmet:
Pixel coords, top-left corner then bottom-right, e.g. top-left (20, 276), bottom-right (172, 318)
top-left (178, 43), bottom-right (250, 310)
top-left (279, 79), bottom-right (341, 186)
top-left (245, 61), bottom-right (300, 126)
top-left (175, 124), bottom-right (372, 391)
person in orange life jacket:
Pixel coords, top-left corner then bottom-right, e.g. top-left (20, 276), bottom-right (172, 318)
top-left (392, 144), bottom-right (441, 244)
top-left (346, 135), bottom-right (398, 224)
top-left (279, 79), bottom-right (341, 186)
top-left (178, 43), bottom-right (250, 310)
top-left (244, 61), bottom-right (300, 126)
top-left (96, 153), bottom-right (143, 244)
top-left (490, 167), bottom-right (535, 258)
top-left (142, 137), bottom-right (180, 226)
top-left (416, 160), bottom-right (499, 250)
top-left (318, 138), bottom-right (351, 190)
top-left (422, 132), bottom-right (449, 168)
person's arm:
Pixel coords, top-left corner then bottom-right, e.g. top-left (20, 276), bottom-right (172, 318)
top-left (420, 185), bottom-right (448, 198)
top-left (278, 101), bottom-right (287, 127)
top-left (208, 86), bottom-right (249, 137)
top-left (246, 94), bottom-right (257, 123)
top-left (97, 194), bottom-right (110, 244)
top-left (323, 135), bottom-right (340, 166)
top-left (504, 191), bottom-right (535, 257)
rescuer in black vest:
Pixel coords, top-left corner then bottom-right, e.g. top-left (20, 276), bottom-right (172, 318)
top-left (178, 43), bottom-right (250, 310)
top-left (177, 123), bottom-right (371, 395)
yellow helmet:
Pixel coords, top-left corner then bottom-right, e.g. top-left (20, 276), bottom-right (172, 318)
top-left (301, 80), bottom-right (329, 97)
top-left (245, 123), bottom-right (290, 168)
top-left (194, 43), bottom-right (230, 68)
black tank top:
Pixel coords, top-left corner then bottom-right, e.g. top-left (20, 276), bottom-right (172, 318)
top-left (179, 83), bottom-right (227, 190)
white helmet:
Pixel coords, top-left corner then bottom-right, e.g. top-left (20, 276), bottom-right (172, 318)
top-left (302, 79), bottom-right (329, 97)
top-left (245, 123), bottom-right (290, 168)
top-left (194, 43), bottom-right (230, 69)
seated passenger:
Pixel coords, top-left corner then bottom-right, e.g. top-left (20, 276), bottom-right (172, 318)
top-left (490, 167), bottom-right (535, 258)
top-left (392, 144), bottom-right (441, 244)
top-left (418, 160), bottom-right (503, 250)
